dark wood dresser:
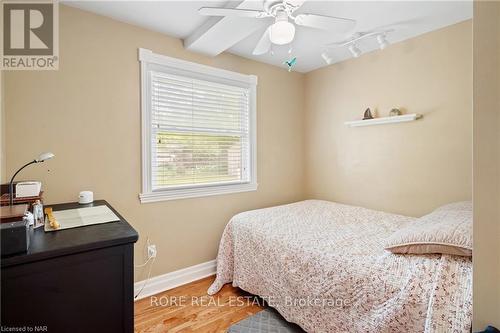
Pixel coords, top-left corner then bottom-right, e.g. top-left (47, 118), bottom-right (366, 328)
top-left (1, 200), bottom-right (138, 333)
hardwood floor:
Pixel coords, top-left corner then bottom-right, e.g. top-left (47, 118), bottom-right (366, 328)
top-left (134, 276), bottom-right (264, 332)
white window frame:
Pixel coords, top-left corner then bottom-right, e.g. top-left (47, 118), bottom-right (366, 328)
top-left (138, 48), bottom-right (258, 203)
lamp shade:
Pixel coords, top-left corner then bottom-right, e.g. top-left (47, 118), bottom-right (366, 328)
top-left (269, 21), bottom-right (295, 45)
top-left (377, 35), bottom-right (389, 50)
top-left (37, 152), bottom-right (55, 162)
top-left (348, 44), bottom-right (361, 58)
top-left (321, 51), bottom-right (333, 65)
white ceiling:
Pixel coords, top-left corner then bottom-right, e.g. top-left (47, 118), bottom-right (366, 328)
top-left (64, 1), bottom-right (472, 73)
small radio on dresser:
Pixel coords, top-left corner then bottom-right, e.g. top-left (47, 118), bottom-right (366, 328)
top-left (1, 220), bottom-right (30, 257)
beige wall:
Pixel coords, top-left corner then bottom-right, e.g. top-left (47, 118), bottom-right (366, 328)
top-left (304, 21), bottom-right (472, 217)
top-left (3, 5), bottom-right (306, 280)
top-left (473, 1), bottom-right (500, 329)
top-left (1, 69), bottom-right (5, 183)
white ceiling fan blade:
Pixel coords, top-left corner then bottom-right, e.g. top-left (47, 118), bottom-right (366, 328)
top-left (284, 0), bottom-right (307, 10)
top-left (295, 14), bottom-right (356, 32)
top-left (252, 27), bottom-right (272, 55)
top-left (198, 7), bottom-right (267, 18)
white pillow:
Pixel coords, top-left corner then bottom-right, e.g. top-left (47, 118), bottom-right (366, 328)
top-left (385, 204), bottom-right (472, 257)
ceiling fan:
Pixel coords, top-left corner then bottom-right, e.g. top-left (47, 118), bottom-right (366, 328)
top-left (198, 0), bottom-right (357, 55)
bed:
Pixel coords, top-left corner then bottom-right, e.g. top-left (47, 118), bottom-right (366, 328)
top-left (208, 200), bottom-right (472, 333)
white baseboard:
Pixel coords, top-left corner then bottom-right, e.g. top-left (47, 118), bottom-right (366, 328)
top-left (134, 259), bottom-right (216, 300)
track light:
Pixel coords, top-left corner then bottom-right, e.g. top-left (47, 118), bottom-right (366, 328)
top-left (321, 51), bottom-right (333, 65)
top-left (348, 44), bottom-right (361, 58)
top-left (377, 34), bottom-right (389, 50)
top-left (322, 29), bottom-right (392, 65)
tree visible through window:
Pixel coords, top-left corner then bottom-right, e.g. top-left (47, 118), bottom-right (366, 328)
top-left (139, 49), bottom-right (257, 202)
top-left (154, 132), bottom-right (242, 187)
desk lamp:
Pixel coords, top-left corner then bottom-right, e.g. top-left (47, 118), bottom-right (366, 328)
top-left (9, 152), bottom-right (55, 206)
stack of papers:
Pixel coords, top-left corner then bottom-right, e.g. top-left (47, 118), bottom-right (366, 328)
top-left (45, 205), bottom-right (120, 232)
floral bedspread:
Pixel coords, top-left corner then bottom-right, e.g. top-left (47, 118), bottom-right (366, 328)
top-left (208, 200), bottom-right (472, 333)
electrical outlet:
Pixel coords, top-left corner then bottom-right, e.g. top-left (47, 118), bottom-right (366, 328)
top-left (148, 244), bottom-right (157, 258)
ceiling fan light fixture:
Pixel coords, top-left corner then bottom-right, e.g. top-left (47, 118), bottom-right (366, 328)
top-left (269, 20), bottom-right (295, 45)
top-left (269, 12), bottom-right (295, 45)
top-left (348, 44), bottom-right (361, 58)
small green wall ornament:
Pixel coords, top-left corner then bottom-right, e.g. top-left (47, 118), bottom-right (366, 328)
top-left (284, 57), bottom-right (297, 72)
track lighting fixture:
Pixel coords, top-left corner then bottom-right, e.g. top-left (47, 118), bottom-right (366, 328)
top-left (321, 51), bottom-right (333, 65)
top-left (324, 29), bottom-right (393, 62)
top-left (377, 34), bottom-right (389, 50)
top-left (348, 44), bottom-right (361, 58)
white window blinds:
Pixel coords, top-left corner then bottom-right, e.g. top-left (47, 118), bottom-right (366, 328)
top-left (150, 71), bottom-right (251, 190)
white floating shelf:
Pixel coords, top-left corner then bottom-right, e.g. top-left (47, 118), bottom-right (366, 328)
top-left (345, 113), bottom-right (423, 127)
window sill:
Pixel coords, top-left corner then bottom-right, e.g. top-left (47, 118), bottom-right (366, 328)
top-left (139, 182), bottom-right (258, 203)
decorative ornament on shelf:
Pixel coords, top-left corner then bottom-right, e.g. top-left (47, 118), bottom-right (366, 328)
top-left (346, 110), bottom-right (423, 127)
top-left (389, 108), bottom-right (402, 117)
top-left (363, 108), bottom-right (374, 120)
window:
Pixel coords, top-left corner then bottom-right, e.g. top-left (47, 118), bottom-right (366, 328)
top-left (139, 49), bottom-right (257, 203)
